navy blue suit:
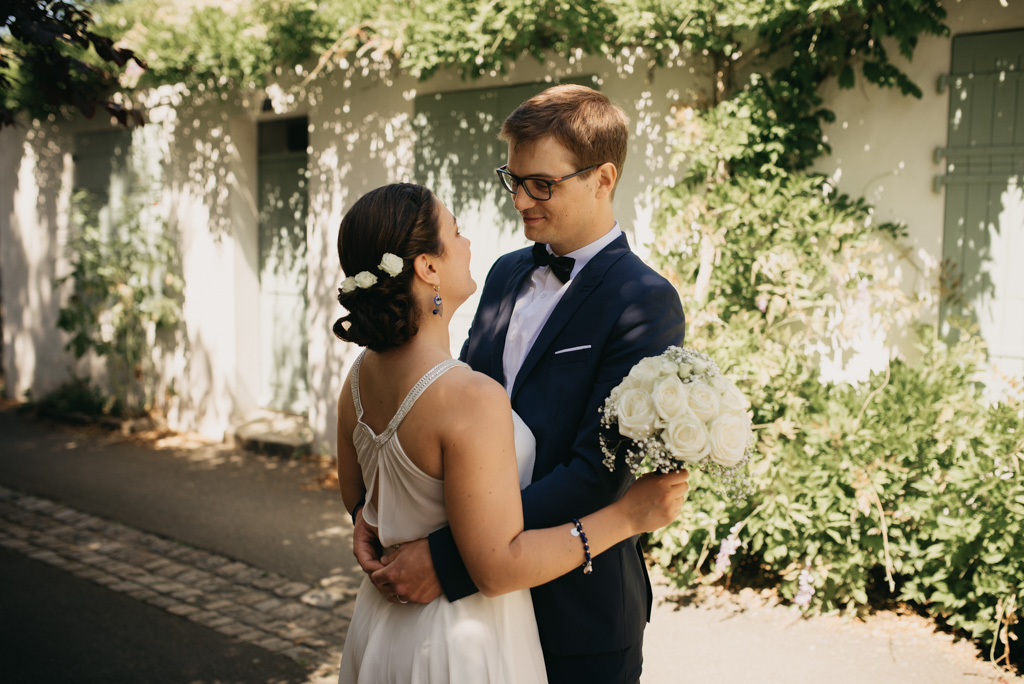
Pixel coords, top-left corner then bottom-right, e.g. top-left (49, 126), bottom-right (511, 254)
top-left (427, 232), bottom-right (685, 666)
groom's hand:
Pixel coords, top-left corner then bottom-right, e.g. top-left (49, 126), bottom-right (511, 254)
top-left (371, 538), bottom-right (442, 604)
top-left (352, 508), bottom-right (385, 575)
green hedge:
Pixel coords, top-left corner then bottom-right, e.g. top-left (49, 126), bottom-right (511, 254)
top-left (648, 162), bottom-right (1023, 665)
top-left (649, 326), bottom-right (1022, 661)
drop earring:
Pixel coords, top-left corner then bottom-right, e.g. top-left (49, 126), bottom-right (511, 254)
top-left (432, 285), bottom-right (443, 316)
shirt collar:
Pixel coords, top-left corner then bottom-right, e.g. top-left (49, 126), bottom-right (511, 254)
top-left (561, 223), bottom-right (622, 280)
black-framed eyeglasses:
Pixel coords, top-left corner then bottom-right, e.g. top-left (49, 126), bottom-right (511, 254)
top-left (495, 164), bottom-right (601, 201)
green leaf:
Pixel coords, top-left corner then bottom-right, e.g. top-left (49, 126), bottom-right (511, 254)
top-left (838, 64), bottom-right (855, 89)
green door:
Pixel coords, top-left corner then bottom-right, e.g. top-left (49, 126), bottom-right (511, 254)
top-left (258, 118), bottom-right (310, 414)
top-left (939, 29), bottom-right (1024, 381)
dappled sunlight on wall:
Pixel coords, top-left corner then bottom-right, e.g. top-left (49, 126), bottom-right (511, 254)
top-left (0, 118), bottom-right (81, 399)
top-left (812, 235), bottom-right (936, 384)
top-left (987, 179), bottom-right (1024, 395)
top-left (815, 1), bottom-right (1024, 343)
top-left (303, 67), bottom-right (420, 455)
top-left (143, 88), bottom-right (249, 437)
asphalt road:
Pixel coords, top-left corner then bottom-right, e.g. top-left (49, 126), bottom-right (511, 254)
top-left (1, 408), bottom-right (1020, 684)
top-left (0, 410), bottom-right (355, 585)
top-left (0, 546), bottom-right (309, 684)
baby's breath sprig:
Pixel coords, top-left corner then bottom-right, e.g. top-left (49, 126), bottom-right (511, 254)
top-left (600, 345), bottom-right (755, 501)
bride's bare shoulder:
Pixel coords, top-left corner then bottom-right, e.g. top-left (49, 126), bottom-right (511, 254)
top-left (434, 365), bottom-right (509, 412)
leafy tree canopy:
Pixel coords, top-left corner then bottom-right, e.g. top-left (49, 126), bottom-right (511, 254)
top-left (51, 1), bottom-right (947, 104)
top-left (1, 0), bottom-right (146, 127)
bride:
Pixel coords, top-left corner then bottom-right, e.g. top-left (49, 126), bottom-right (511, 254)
top-left (332, 183), bottom-right (689, 683)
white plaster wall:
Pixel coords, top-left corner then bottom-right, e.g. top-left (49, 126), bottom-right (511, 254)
top-left (227, 113), bottom-right (262, 428)
top-left (303, 65), bottom-right (421, 455)
top-left (1, 117), bottom-right (82, 400)
top-left (154, 93), bottom-right (259, 439)
top-left (814, 0), bottom-right (1024, 321)
top-left (0, 51), bottom-right (712, 454)
top-left (14, 5), bottom-right (1009, 450)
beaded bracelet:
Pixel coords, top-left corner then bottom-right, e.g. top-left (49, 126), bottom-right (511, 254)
top-left (570, 518), bottom-right (593, 575)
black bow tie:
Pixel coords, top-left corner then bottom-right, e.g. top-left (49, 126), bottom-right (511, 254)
top-left (531, 243), bottom-right (575, 283)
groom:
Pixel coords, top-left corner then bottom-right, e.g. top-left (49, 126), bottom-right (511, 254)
top-left (354, 84), bottom-right (686, 682)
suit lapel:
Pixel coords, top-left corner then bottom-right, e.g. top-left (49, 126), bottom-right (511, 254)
top-left (488, 251), bottom-right (536, 383)
top-left (510, 234), bottom-right (631, 401)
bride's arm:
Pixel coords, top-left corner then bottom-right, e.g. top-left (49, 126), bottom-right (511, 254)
top-left (336, 380), bottom-right (365, 517)
top-left (337, 377), bottom-right (392, 579)
top-left (442, 373), bottom-right (688, 597)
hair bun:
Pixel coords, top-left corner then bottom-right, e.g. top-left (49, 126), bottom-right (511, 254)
top-left (333, 184), bottom-right (442, 352)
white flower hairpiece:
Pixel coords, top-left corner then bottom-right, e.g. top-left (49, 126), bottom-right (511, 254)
top-left (378, 252), bottom-right (404, 277)
top-left (340, 252), bottom-right (403, 293)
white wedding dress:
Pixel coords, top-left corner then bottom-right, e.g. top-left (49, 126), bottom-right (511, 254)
top-left (338, 351), bottom-right (548, 684)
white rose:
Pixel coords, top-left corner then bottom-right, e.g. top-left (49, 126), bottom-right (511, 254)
top-left (615, 388), bottom-right (657, 440)
top-left (708, 412), bottom-right (751, 467)
top-left (687, 382), bottom-right (721, 422)
top-left (627, 357), bottom-right (663, 392)
top-left (651, 374), bottom-right (690, 421)
top-left (713, 377), bottom-right (750, 411)
top-left (354, 271), bottom-right (378, 289)
top-left (340, 277), bottom-right (357, 293)
top-left (662, 413), bottom-right (711, 464)
top-left (378, 252), bottom-right (404, 277)
top-left (676, 362), bottom-right (692, 379)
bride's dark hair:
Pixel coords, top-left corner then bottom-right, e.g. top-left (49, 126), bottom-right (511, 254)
top-left (333, 183), bottom-right (443, 352)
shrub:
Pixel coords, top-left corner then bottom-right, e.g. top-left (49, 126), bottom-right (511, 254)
top-left (648, 99), bottom-right (1023, 665)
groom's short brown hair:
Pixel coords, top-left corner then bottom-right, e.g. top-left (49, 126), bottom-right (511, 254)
top-left (499, 84), bottom-right (629, 189)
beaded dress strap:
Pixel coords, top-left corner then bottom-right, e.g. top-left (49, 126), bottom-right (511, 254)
top-left (350, 350), bottom-right (468, 446)
top-left (350, 350), bottom-right (367, 421)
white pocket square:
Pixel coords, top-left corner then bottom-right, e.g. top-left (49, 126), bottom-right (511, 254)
top-left (554, 345), bottom-right (592, 355)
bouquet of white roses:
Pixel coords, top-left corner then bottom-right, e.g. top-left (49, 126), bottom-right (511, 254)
top-left (600, 346), bottom-right (754, 499)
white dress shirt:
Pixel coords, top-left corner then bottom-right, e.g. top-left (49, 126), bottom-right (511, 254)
top-left (502, 224), bottom-right (622, 394)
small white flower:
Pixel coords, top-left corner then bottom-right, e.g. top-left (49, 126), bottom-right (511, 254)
top-left (794, 568), bottom-right (816, 607)
top-left (353, 271), bottom-right (378, 289)
top-left (715, 533), bottom-right (742, 573)
top-left (378, 252), bottom-right (403, 277)
top-left (340, 277), bottom-right (357, 293)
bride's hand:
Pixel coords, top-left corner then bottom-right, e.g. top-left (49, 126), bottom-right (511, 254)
top-left (620, 470), bottom-right (690, 533)
top-left (352, 508), bottom-right (385, 575)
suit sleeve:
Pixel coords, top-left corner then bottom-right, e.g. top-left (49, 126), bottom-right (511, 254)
top-left (520, 276), bottom-right (685, 529)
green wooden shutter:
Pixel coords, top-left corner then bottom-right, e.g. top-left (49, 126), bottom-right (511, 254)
top-left (939, 29), bottom-right (1024, 379)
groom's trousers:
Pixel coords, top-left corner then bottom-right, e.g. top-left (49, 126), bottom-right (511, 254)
top-left (543, 637), bottom-right (643, 684)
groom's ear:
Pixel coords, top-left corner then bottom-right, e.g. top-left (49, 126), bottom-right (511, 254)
top-left (594, 162), bottom-right (617, 200)
top-left (412, 254), bottom-right (439, 286)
